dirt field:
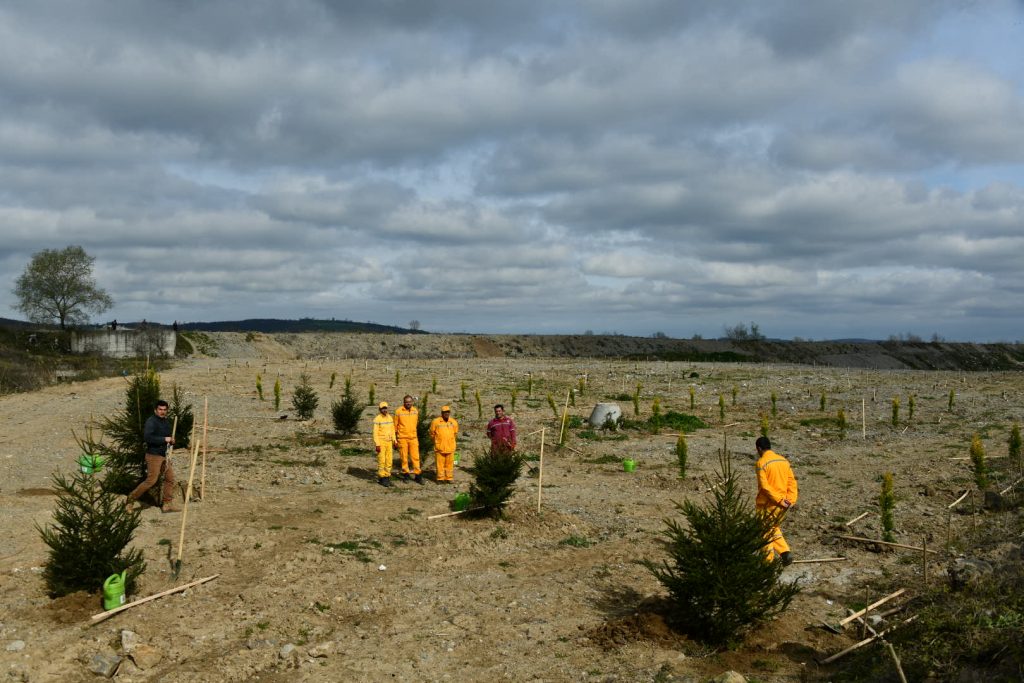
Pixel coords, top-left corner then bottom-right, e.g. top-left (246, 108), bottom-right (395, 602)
top-left (2, 338), bottom-right (1022, 681)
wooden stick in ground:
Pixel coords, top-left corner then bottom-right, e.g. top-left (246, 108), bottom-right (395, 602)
top-left (90, 574), bottom-right (220, 624)
top-left (791, 557), bottom-right (846, 564)
top-left (838, 588), bottom-right (907, 626)
top-left (862, 397), bottom-right (866, 439)
top-left (427, 506), bottom-right (487, 520)
top-left (537, 427), bottom-right (545, 513)
top-left (999, 477), bottom-right (1023, 495)
top-left (844, 511), bottom-right (871, 527)
top-left (839, 535), bottom-right (940, 555)
top-left (948, 490), bottom-right (970, 509)
top-left (200, 397), bottom-right (208, 500)
top-left (886, 641), bottom-right (909, 683)
top-left (174, 439), bottom-right (201, 577)
top-left (821, 615), bottom-right (918, 664)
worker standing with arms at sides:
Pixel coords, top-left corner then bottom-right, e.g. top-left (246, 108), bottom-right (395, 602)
top-left (394, 394), bottom-right (423, 484)
top-left (430, 406), bottom-right (459, 484)
top-left (754, 436), bottom-right (798, 566)
top-left (486, 404), bottom-right (517, 454)
top-left (372, 402), bottom-right (398, 487)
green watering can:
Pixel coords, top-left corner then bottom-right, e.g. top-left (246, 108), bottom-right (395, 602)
top-left (78, 453), bottom-right (105, 474)
top-left (453, 492), bottom-right (471, 512)
top-left (622, 458), bottom-right (637, 473)
top-left (103, 571), bottom-right (127, 611)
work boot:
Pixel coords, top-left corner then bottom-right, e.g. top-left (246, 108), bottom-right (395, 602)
top-left (402, 473), bottom-right (410, 482)
top-left (780, 551), bottom-right (793, 566)
top-left (378, 477), bottom-right (392, 488)
top-left (161, 502), bottom-right (181, 513)
top-left (414, 474), bottom-right (424, 485)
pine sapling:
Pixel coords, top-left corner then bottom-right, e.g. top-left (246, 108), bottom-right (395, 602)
top-left (970, 433), bottom-right (989, 491)
top-left (578, 376), bottom-right (586, 395)
top-left (460, 382), bottom-right (467, 402)
top-left (395, 369), bottom-right (400, 387)
top-left (510, 388), bottom-right (518, 412)
top-left (569, 388), bottom-right (575, 407)
top-left (651, 398), bottom-right (662, 434)
top-left (256, 374), bottom-right (264, 401)
top-left (689, 386), bottom-right (695, 409)
top-left (732, 385), bottom-right (738, 406)
top-left (759, 414), bottom-right (769, 438)
top-left (633, 383), bottom-right (642, 417)
top-left (547, 393), bottom-right (559, 418)
top-left (368, 382), bottom-right (375, 406)
top-left (475, 390), bottom-right (482, 419)
top-left (820, 392), bottom-right (826, 411)
top-left (880, 472), bottom-right (896, 543)
top-left (948, 389), bottom-right (955, 412)
top-left (719, 394), bottom-right (726, 422)
top-left (675, 433), bottom-right (688, 478)
top-left (331, 377), bottom-right (361, 435)
top-left (329, 371), bottom-right (336, 390)
top-left (468, 447), bottom-right (524, 519)
top-left (908, 394), bottom-right (915, 421)
top-left (770, 391), bottom-right (777, 418)
top-left (291, 373), bottom-right (319, 420)
top-left (432, 376), bottom-right (438, 394)
top-left (837, 407), bottom-right (847, 440)
top-left (891, 396), bottom-right (900, 427)
top-left (273, 378), bottom-right (281, 411)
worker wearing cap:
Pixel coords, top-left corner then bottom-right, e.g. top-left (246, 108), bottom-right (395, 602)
top-left (394, 394), bottom-right (422, 484)
top-left (372, 402), bottom-right (398, 487)
top-left (429, 406), bottom-right (459, 484)
top-left (755, 436), bottom-right (798, 565)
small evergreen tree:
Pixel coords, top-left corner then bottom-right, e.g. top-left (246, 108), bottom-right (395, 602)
top-left (948, 389), bottom-right (955, 412)
top-left (820, 392), bottom-right (827, 411)
top-left (291, 373), bottom-right (319, 420)
top-left (468, 447), bottom-right (524, 519)
top-left (578, 376), bottom-right (585, 396)
top-left (273, 378), bottom-right (281, 410)
top-left (837, 407), bottom-right (847, 440)
top-left (969, 434), bottom-right (988, 490)
top-left (759, 414), bottom-right (770, 439)
top-left (633, 383), bottom-right (642, 417)
top-left (570, 388), bottom-right (576, 407)
top-left (38, 471), bottom-right (146, 597)
top-left (675, 433), bottom-right (688, 478)
top-left (416, 392), bottom-right (432, 443)
top-left (432, 376), bottom-right (438, 393)
top-left (732, 385), bottom-right (738, 406)
top-left (891, 396), bottom-right (900, 428)
top-left (368, 382), bottom-right (375, 407)
top-left (689, 386), bottom-right (695, 409)
top-left (718, 394), bottom-right (725, 422)
top-left (651, 398), bottom-right (662, 434)
top-left (395, 369), bottom-right (401, 386)
top-left (331, 377), bottom-right (361, 435)
top-left (329, 371), bottom-right (336, 390)
top-left (642, 452), bottom-right (800, 646)
top-left (770, 391), bottom-right (777, 418)
top-left (460, 382), bottom-right (467, 402)
top-left (547, 392), bottom-right (559, 418)
top-left (475, 390), bottom-right (482, 419)
top-left (880, 472), bottom-right (896, 543)
top-left (908, 394), bottom-right (915, 421)
top-left (256, 374), bottom-right (264, 401)
top-left (527, 373), bottom-right (534, 398)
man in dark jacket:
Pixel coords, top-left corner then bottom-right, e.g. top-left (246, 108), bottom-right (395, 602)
top-left (126, 400), bottom-right (180, 512)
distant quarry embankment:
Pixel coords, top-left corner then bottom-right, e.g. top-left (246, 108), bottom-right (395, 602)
top-left (185, 331), bottom-right (1024, 371)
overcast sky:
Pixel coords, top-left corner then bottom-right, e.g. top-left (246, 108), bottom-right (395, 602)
top-left (1, 1), bottom-right (1022, 341)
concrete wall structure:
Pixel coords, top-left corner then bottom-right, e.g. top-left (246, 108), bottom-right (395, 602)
top-left (71, 329), bottom-right (176, 359)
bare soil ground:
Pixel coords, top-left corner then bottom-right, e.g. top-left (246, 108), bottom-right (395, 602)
top-left (1, 334), bottom-right (1022, 681)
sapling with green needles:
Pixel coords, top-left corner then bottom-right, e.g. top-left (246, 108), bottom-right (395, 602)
top-left (460, 382), bottom-right (467, 402)
top-left (633, 383), bottom-right (642, 417)
top-left (475, 390), bottom-right (482, 419)
top-left (880, 472), bottom-right (896, 543)
top-left (820, 392), bottom-right (826, 411)
top-left (731, 385), bottom-right (738, 405)
top-left (651, 398), bottom-right (662, 434)
top-left (770, 391), bottom-right (777, 418)
top-left (329, 371), bottom-right (336, 390)
top-left (837, 408), bottom-right (847, 440)
top-left (759, 414), bottom-right (769, 438)
top-left (891, 397), bottom-right (900, 428)
top-left (510, 388), bottom-right (518, 412)
top-left (256, 374), bottom-right (264, 401)
top-left (394, 369), bottom-right (400, 387)
top-left (432, 376), bottom-right (437, 394)
top-left (569, 388), bottom-right (575, 407)
top-left (970, 434), bottom-right (989, 491)
top-left (718, 394), bottom-right (725, 422)
top-left (368, 383), bottom-right (375, 407)
top-left (547, 393), bottom-right (559, 418)
top-left (578, 377), bottom-right (585, 395)
top-left (689, 386), bottom-right (696, 409)
top-left (908, 394), bottom-right (915, 421)
top-left (273, 378), bottom-right (281, 411)
top-left (675, 433), bottom-right (688, 478)
top-left (948, 389), bottom-right (955, 412)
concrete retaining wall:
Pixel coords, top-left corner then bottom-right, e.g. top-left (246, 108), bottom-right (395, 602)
top-left (71, 329), bottom-right (176, 359)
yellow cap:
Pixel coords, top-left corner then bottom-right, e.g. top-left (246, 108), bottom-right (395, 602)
top-left (441, 405), bottom-right (451, 412)
top-left (379, 401), bottom-right (388, 408)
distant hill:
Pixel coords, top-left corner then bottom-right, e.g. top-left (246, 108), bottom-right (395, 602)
top-left (179, 318), bottom-right (422, 334)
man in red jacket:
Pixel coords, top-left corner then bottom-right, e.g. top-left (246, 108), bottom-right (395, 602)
top-left (486, 404), bottom-right (517, 455)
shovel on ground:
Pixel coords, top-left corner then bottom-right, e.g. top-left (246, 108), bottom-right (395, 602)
top-left (172, 437), bottom-right (201, 578)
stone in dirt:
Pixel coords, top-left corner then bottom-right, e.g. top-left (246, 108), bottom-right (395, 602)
top-left (129, 643), bottom-right (163, 670)
top-left (279, 643), bottom-right (298, 660)
top-left (710, 672), bottom-right (747, 683)
top-left (119, 630), bottom-right (139, 653)
top-left (6, 640), bottom-right (26, 652)
top-left (307, 641), bottom-right (337, 658)
top-left (87, 653), bottom-right (121, 678)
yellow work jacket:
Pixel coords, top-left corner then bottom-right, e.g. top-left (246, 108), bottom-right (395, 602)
top-left (373, 413), bottom-right (396, 446)
top-left (755, 449), bottom-right (798, 509)
top-left (429, 416), bottom-right (458, 453)
top-left (394, 405), bottom-right (419, 439)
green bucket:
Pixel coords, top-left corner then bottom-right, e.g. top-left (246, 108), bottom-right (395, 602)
top-left (78, 453), bottom-right (105, 474)
top-left (622, 458), bottom-right (637, 473)
top-left (453, 451), bottom-right (460, 466)
top-left (453, 492), bottom-right (471, 512)
top-left (102, 570), bottom-right (126, 611)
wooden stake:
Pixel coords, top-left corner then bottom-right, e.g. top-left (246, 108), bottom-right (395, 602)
top-left (886, 642), bottom-right (909, 683)
top-left (200, 397), bottom-right (208, 501)
top-left (844, 511), bottom-right (871, 527)
top-left (862, 397), bottom-right (866, 439)
top-left (791, 557), bottom-right (846, 564)
top-left (90, 574), bottom-right (219, 624)
top-left (174, 438), bottom-right (201, 577)
top-left (947, 490), bottom-right (970, 509)
top-left (837, 589), bottom-right (906, 627)
top-left (537, 427), bottom-right (546, 513)
top-left (839, 535), bottom-right (939, 555)
top-left (999, 477), bottom-right (1023, 495)
top-left (557, 390), bottom-right (570, 445)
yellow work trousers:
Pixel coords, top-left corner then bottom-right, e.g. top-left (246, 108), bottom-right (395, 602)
top-left (377, 442), bottom-right (394, 478)
top-left (435, 451), bottom-right (454, 481)
top-left (759, 507), bottom-right (790, 559)
top-left (398, 438), bottom-right (420, 475)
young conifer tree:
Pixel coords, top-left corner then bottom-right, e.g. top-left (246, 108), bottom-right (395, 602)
top-left (38, 471), bottom-right (146, 597)
top-left (331, 377), bottom-right (361, 435)
top-left (880, 472), bottom-right (896, 543)
top-left (675, 433), bottom-right (688, 478)
top-left (468, 447), bottom-right (524, 519)
top-left (969, 434), bottom-right (989, 490)
top-left (291, 373), bottom-right (319, 420)
top-left (643, 450), bottom-right (800, 645)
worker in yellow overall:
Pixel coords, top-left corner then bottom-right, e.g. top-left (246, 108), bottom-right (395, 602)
top-left (755, 436), bottom-right (798, 565)
top-left (372, 402), bottom-right (398, 487)
top-left (394, 394), bottom-right (422, 484)
top-left (429, 405), bottom-right (459, 484)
